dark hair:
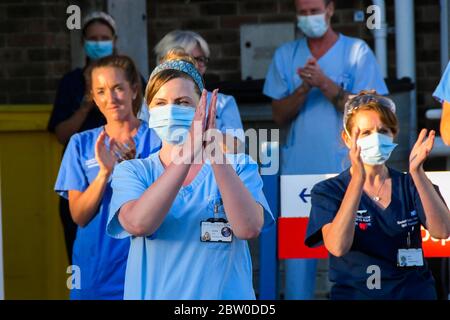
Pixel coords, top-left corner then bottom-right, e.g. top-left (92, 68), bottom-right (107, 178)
top-left (85, 55), bottom-right (142, 116)
top-left (82, 19), bottom-right (115, 38)
top-left (145, 49), bottom-right (203, 105)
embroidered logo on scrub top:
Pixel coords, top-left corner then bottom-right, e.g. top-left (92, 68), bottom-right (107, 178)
top-left (396, 211), bottom-right (419, 228)
top-left (85, 158), bottom-right (99, 169)
top-left (355, 210), bottom-right (372, 231)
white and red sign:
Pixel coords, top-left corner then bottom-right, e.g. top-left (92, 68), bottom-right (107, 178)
top-left (278, 172), bottom-right (450, 259)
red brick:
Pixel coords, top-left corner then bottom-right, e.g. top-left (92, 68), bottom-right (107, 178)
top-left (201, 30), bottom-right (239, 44)
top-left (221, 43), bottom-right (241, 58)
top-left (7, 4), bottom-right (45, 19)
top-left (199, 2), bottom-right (237, 16)
top-left (259, 14), bottom-right (294, 23)
top-left (181, 18), bottom-right (218, 30)
top-left (156, 4), bottom-right (198, 17)
top-left (239, 1), bottom-right (278, 15)
top-left (6, 33), bottom-right (47, 47)
top-left (220, 15), bottom-right (259, 29)
top-left (278, 0), bottom-right (296, 13)
top-left (28, 78), bottom-right (59, 92)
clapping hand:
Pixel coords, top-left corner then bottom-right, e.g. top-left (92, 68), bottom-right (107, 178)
top-left (349, 127), bottom-right (365, 182)
top-left (297, 57), bottom-right (327, 88)
top-left (409, 129), bottom-right (435, 173)
top-left (95, 131), bottom-right (137, 176)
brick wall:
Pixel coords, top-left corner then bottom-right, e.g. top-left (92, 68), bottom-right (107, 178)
top-left (0, 0), bottom-right (71, 104)
top-left (148, 0), bottom-right (442, 128)
top-left (0, 0), bottom-right (443, 122)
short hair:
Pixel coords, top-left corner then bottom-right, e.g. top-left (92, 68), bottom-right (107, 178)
top-left (154, 30), bottom-right (210, 63)
top-left (85, 55), bottom-right (142, 116)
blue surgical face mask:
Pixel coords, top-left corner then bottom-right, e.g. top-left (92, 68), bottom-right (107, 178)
top-left (297, 13), bottom-right (328, 38)
top-left (148, 104), bottom-right (195, 145)
top-left (357, 132), bottom-right (397, 165)
top-left (84, 40), bottom-right (113, 60)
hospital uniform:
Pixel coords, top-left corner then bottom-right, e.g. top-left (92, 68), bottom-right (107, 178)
top-left (54, 121), bottom-right (161, 299)
top-left (263, 34), bottom-right (388, 299)
top-left (433, 61), bottom-right (450, 102)
top-left (49, 68), bottom-right (150, 264)
top-left (107, 152), bottom-right (274, 300)
top-left (305, 167), bottom-right (437, 300)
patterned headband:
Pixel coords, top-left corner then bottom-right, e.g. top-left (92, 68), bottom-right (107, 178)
top-left (149, 59), bottom-right (204, 92)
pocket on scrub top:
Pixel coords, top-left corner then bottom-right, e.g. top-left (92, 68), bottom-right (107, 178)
top-left (329, 73), bottom-right (352, 91)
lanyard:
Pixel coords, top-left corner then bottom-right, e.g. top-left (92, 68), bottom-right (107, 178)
top-left (407, 226), bottom-right (415, 249)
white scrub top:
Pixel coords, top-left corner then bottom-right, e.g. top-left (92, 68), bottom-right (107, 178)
top-left (263, 34), bottom-right (388, 174)
top-left (107, 152), bottom-right (274, 300)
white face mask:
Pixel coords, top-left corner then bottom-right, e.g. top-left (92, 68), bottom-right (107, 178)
top-left (297, 13), bottom-right (328, 38)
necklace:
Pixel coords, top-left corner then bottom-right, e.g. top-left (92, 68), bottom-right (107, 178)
top-left (371, 172), bottom-right (387, 202)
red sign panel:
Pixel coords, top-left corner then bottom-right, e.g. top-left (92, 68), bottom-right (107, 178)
top-left (279, 218), bottom-right (450, 259)
top-left (421, 226), bottom-right (450, 257)
top-left (278, 217), bottom-right (327, 259)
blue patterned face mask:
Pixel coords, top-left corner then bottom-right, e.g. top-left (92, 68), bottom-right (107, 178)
top-left (357, 133), bottom-right (397, 165)
top-left (148, 104), bottom-right (195, 145)
top-left (84, 40), bottom-right (113, 60)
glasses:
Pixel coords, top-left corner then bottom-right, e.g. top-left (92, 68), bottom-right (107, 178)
top-left (344, 92), bottom-right (395, 118)
top-left (193, 56), bottom-right (210, 66)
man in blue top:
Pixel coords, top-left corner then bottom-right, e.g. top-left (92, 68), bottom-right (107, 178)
top-left (263, 0), bottom-right (388, 299)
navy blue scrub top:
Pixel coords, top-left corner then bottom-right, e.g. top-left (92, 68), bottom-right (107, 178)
top-left (48, 68), bottom-right (106, 137)
top-left (305, 167), bottom-right (438, 300)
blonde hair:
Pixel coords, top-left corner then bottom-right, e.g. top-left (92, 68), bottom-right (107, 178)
top-left (145, 49), bottom-right (203, 105)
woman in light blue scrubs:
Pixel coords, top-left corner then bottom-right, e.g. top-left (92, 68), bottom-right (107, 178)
top-left (107, 50), bottom-right (274, 300)
top-left (54, 55), bottom-right (161, 299)
top-left (154, 30), bottom-right (245, 150)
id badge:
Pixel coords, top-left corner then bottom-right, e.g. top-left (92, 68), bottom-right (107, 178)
top-left (200, 220), bottom-right (233, 243)
top-left (397, 248), bottom-right (424, 267)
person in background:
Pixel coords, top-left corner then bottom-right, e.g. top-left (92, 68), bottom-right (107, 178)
top-left (432, 61), bottom-right (450, 145)
top-left (107, 51), bottom-right (273, 299)
top-left (54, 55), bottom-right (161, 299)
top-left (154, 30), bottom-right (244, 152)
top-left (263, 0), bottom-right (388, 299)
top-left (305, 91), bottom-right (450, 299)
top-left (48, 11), bottom-right (147, 263)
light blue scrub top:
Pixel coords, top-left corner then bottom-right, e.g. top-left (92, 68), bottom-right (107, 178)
top-left (433, 61), bottom-right (450, 102)
top-left (54, 121), bottom-right (161, 299)
top-left (107, 152), bottom-right (274, 300)
top-left (263, 34), bottom-right (388, 174)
